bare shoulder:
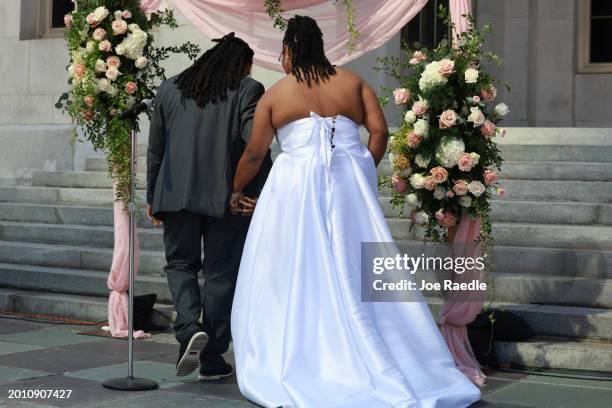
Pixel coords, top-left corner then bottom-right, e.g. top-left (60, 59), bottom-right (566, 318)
top-left (334, 67), bottom-right (364, 85)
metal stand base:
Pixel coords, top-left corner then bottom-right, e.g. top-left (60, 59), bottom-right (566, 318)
top-left (103, 376), bottom-right (159, 391)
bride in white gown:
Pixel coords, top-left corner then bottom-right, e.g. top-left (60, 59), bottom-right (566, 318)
top-left (229, 16), bottom-right (481, 408)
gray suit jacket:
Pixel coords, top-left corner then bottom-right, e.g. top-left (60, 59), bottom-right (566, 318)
top-left (147, 76), bottom-right (272, 218)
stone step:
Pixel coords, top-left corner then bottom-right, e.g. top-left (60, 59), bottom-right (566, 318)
top-left (0, 287), bottom-right (174, 328)
top-left (495, 337), bottom-right (612, 372)
top-left (0, 263), bottom-right (173, 303)
top-left (426, 300), bottom-right (612, 341)
top-left (381, 199), bottom-right (612, 226)
top-left (0, 186), bottom-right (146, 206)
top-left (378, 160), bottom-right (612, 181)
top-left (390, 220), bottom-right (612, 250)
top-left (0, 221), bottom-right (164, 251)
top-left (0, 241), bottom-right (165, 276)
top-left (85, 156), bottom-right (147, 172)
top-left (32, 171), bottom-right (146, 189)
top-left (396, 241), bottom-right (612, 279)
top-left (0, 202), bottom-right (154, 229)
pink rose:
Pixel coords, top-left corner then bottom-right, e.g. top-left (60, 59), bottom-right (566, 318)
top-left (106, 56), bottom-right (121, 68)
top-left (86, 14), bottom-right (99, 27)
top-left (472, 95), bottom-right (480, 103)
top-left (92, 28), bottom-right (106, 41)
top-left (497, 186), bottom-right (506, 197)
top-left (446, 191), bottom-right (455, 198)
top-left (413, 51), bottom-right (427, 62)
top-left (439, 109), bottom-right (458, 129)
top-left (112, 19), bottom-right (129, 35)
top-left (457, 153), bottom-right (475, 172)
top-left (430, 166), bottom-right (448, 184)
top-left (409, 58), bottom-right (419, 65)
top-left (480, 85), bottom-right (497, 102)
top-left (74, 63), bottom-right (86, 78)
top-left (125, 81), bottom-right (138, 95)
top-left (393, 88), bottom-right (410, 105)
top-left (423, 176), bottom-right (436, 191)
top-left (122, 10), bottom-right (133, 19)
top-left (391, 174), bottom-right (408, 193)
top-left (438, 59), bottom-right (455, 77)
top-left (481, 120), bottom-right (496, 138)
top-left (412, 101), bottom-right (428, 116)
top-left (484, 169), bottom-right (499, 185)
top-left (84, 96), bottom-right (94, 108)
top-left (453, 180), bottom-right (469, 196)
top-left (83, 111), bottom-right (94, 121)
top-left (407, 132), bottom-right (422, 148)
top-left (64, 14), bottom-right (73, 28)
top-left (98, 40), bottom-right (112, 52)
top-left (435, 210), bottom-right (457, 228)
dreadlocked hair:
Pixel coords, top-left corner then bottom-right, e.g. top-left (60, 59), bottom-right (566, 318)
top-left (283, 15), bottom-right (336, 87)
top-left (175, 32), bottom-right (254, 108)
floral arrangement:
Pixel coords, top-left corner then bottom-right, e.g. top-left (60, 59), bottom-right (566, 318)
top-left (56, 0), bottom-right (200, 204)
top-left (377, 10), bottom-right (509, 247)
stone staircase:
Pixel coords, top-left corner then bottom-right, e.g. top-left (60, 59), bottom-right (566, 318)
top-left (0, 127), bottom-right (611, 372)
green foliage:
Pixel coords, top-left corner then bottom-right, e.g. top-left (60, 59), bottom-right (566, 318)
top-left (55, 1), bottom-right (201, 205)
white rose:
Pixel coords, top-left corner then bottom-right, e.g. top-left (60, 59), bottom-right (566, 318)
top-left (85, 41), bottom-right (96, 53)
top-left (467, 107), bottom-right (486, 127)
top-left (495, 103), bottom-right (510, 117)
top-left (404, 110), bottom-right (417, 124)
top-left (469, 152), bottom-right (480, 165)
top-left (415, 154), bottom-right (431, 169)
top-left (407, 193), bottom-right (419, 206)
top-left (413, 119), bottom-right (430, 137)
top-left (433, 186), bottom-right (446, 200)
top-left (409, 173), bottom-right (426, 189)
top-left (94, 59), bottom-right (106, 73)
top-left (97, 78), bottom-right (110, 92)
top-left (135, 56), bottom-right (148, 69)
top-left (414, 211), bottom-right (429, 225)
top-left (465, 68), bottom-right (479, 83)
top-left (435, 136), bottom-right (465, 168)
top-left (468, 181), bottom-right (486, 197)
top-left (114, 10), bottom-right (123, 20)
top-left (105, 66), bottom-right (121, 81)
top-left (92, 6), bottom-right (109, 23)
top-left (459, 196), bottom-right (473, 207)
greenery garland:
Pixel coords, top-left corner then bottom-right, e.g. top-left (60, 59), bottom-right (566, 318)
top-left (55, 0), bottom-right (200, 205)
top-left (263, 0), bottom-right (359, 52)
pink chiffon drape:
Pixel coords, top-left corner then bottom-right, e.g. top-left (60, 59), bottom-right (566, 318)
top-left (107, 152), bottom-right (150, 339)
top-left (140, 0), bottom-right (429, 71)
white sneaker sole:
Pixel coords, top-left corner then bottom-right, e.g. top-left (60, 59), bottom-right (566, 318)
top-left (176, 332), bottom-right (209, 377)
top-left (198, 367), bottom-right (235, 381)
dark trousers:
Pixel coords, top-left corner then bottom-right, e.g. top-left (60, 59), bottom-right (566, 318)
top-left (162, 210), bottom-right (248, 362)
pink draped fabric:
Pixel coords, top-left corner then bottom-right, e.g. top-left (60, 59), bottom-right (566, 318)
top-left (107, 155), bottom-right (150, 339)
top-left (438, 213), bottom-right (486, 386)
top-left (450, 0), bottom-right (473, 42)
top-left (141, 0), bottom-right (430, 71)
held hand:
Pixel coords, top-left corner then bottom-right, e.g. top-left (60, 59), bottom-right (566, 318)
top-left (237, 196), bottom-right (258, 216)
top-left (146, 204), bottom-right (163, 228)
top-left (230, 191), bottom-right (246, 215)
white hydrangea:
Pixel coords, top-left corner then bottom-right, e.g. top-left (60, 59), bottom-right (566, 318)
top-left (419, 61), bottom-right (449, 91)
top-left (115, 24), bottom-right (148, 60)
top-left (414, 153), bottom-right (431, 169)
top-left (407, 193), bottom-right (419, 206)
top-left (435, 136), bottom-right (465, 168)
top-left (404, 110), bottom-right (417, 124)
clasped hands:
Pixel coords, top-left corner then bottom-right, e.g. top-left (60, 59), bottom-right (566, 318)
top-left (230, 192), bottom-right (258, 216)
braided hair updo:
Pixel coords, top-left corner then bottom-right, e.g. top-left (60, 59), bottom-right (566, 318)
top-left (175, 32), bottom-right (254, 108)
top-left (283, 15), bottom-right (336, 87)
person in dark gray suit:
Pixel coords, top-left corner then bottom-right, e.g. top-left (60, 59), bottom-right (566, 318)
top-left (146, 33), bottom-right (272, 380)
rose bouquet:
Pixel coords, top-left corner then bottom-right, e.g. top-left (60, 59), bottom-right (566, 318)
top-left (56, 0), bottom-right (200, 204)
top-left (377, 10), bottom-right (508, 246)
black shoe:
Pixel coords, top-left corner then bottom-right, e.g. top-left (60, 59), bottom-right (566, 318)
top-left (176, 331), bottom-right (209, 377)
top-left (198, 357), bottom-right (234, 381)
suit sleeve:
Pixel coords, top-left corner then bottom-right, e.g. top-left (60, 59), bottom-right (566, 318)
top-left (239, 80), bottom-right (265, 143)
top-left (147, 92), bottom-right (166, 205)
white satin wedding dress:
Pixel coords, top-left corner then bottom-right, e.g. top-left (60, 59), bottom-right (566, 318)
top-left (231, 112), bottom-right (481, 408)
